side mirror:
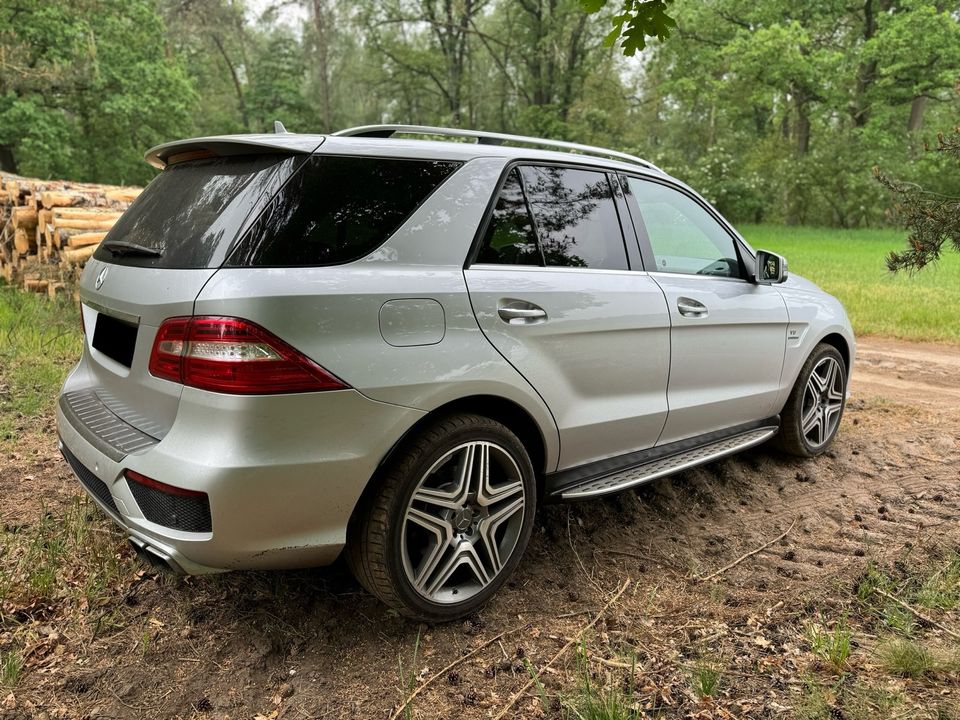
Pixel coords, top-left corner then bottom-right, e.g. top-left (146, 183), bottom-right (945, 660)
top-left (755, 250), bottom-right (788, 284)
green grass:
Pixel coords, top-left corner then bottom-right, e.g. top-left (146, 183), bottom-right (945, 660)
top-left (0, 285), bottom-right (82, 444)
top-left (0, 651), bottom-right (21, 688)
top-left (806, 620), bottom-right (853, 672)
top-left (563, 643), bottom-right (640, 720)
top-left (741, 224), bottom-right (960, 343)
top-left (396, 629), bottom-right (421, 720)
top-left (0, 497), bottom-right (129, 610)
top-left (689, 662), bottom-right (722, 699)
top-left (878, 639), bottom-right (937, 678)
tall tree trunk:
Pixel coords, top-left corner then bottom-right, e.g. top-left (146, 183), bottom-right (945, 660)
top-left (851, 0), bottom-right (878, 127)
top-left (559, 11), bottom-right (587, 120)
top-left (311, 0), bottom-right (334, 132)
top-left (210, 33), bottom-right (249, 131)
top-left (0, 145), bottom-right (17, 173)
top-left (907, 95), bottom-right (927, 132)
top-left (791, 85), bottom-right (811, 155)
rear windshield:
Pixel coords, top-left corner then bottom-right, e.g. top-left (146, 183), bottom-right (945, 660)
top-left (94, 154), bottom-right (303, 268)
top-left (227, 156), bottom-right (461, 267)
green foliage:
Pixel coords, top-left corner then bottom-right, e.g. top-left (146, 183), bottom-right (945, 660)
top-left (743, 224), bottom-right (960, 342)
top-left (561, 641), bottom-right (640, 719)
top-left (0, 0), bottom-right (957, 235)
top-left (0, 0), bottom-right (195, 184)
top-left (396, 629), bottom-right (421, 720)
top-left (581, 0), bottom-right (677, 55)
top-left (0, 651), bottom-right (21, 688)
top-left (876, 128), bottom-right (960, 272)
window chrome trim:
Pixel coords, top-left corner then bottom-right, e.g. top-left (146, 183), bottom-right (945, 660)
top-left (80, 298), bottom-right (141, 326)
top-left (646, 270), bottom-right (749, 284)
top-left (468, 263), bottom-right (650, 277)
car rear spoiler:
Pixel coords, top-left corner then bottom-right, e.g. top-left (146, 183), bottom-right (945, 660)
top-left (145, 134), bottom-right (326, 169)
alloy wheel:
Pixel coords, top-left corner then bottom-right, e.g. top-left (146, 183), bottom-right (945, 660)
top-left (400, 440), bottom-right (526, 605)
top-left (800, 356), bottom-right (844, 448)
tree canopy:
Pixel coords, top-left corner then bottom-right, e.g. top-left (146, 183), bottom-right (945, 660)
top-left (0, 0), bottom-right (957, 231)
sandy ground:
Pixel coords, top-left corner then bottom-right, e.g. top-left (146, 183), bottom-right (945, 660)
top-left (1, 336), bottom-right (958, 719)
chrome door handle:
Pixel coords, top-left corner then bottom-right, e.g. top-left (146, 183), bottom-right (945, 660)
top-left (677, 297), bottom-right (708, 318)
top-left (497, 301), bottom-right (547, 324)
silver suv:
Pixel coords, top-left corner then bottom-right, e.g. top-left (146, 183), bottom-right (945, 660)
top-left (58, 125), bottom-right (855, 621)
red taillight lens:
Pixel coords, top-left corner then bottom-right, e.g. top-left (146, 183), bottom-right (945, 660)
top-left (149, 317), bottom-right (189, 383)
top-left (125, 469), bottom-right (207, 499)
top-left (148, 316), bottom-right (348, 394)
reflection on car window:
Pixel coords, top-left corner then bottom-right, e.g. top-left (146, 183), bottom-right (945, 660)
top-left (625, 178), bottom-right (741, 278)
top-left (520, 166), bottom-right (627, 270)
top-left (477, 169), bottom-right (541, 265)
top-left (229, 156), bottom-right (461, 267)
top-left (95, 155), bottom-right (301, 269)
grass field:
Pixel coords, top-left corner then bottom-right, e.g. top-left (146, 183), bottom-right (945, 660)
top-left (741, 224), bottom-right (960, 343)
top-left (0, 287), bottom-right (81, 443)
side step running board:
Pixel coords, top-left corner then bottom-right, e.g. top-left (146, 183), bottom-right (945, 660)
top-left (560, 426), bottom-right (778, 500)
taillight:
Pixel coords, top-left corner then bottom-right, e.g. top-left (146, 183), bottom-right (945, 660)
top-left (125, 469), bottom-right (207, 499)
top-left (148, 316), bottom-right (348, 394)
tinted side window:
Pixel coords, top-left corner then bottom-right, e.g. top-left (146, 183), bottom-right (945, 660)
top-left (229, 156), bottom-right (461, 267)
top-left (520, 166), bottom-right (627, 270)
top-left (626, 178), bottom-right (741, 278)
top-left (476, 168), bottom-right (541, 266)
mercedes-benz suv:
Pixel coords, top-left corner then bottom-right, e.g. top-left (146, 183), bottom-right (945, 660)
top-left (57, 125), bottom-right (855, 621)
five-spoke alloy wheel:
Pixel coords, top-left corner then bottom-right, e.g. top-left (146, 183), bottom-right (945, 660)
top-left (775, 343), bottom-right (847, 457)
top-left (347, 414), bottom-right (536, 621)
top-left (799, 356), bottom-right (845, 449)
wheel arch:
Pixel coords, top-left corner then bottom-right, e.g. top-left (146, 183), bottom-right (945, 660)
top-left (349, 394), bottom-right (551, 528)
top-left (819, 332), bottom-right (851, 376)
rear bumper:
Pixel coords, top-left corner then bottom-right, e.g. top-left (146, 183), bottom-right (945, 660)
top-left (56, 386), bottom-right (425, 574)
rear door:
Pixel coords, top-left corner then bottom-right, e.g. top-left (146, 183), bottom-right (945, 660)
top-left (465, 164), bottom-right (671, 470)
top-left (620, 175), bottom-right (788, 444)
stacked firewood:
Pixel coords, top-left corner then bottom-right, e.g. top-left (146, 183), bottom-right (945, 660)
top-left (0, 174), bottom-right (141, 298)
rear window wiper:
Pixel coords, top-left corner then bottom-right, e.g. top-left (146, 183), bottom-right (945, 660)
top-left (100, 241), bottom-right (163, 258)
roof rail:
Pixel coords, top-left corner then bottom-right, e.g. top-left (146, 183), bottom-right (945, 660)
top-left (331, 124), bottom-right (662, 172)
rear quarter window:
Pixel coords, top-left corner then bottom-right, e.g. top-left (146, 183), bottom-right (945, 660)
top-left (227, 156), bottom-right (461, 267)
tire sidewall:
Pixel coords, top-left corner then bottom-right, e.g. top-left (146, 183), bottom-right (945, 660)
top-left (382, 419), bottom-right (537, 622)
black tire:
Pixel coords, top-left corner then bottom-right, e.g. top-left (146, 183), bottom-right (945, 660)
top-left (775, 343), bottom-right (847, 457)
top-left (346, 413), bottom-right (537, 622)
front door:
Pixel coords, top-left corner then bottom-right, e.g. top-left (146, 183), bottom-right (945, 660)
top-left (465, 165), bottom-right (671, 470)
top-left (621, 175), bottom-right (789, 445)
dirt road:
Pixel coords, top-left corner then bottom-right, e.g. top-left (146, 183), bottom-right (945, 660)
top-left (2, 336), bottom-right (958, 719)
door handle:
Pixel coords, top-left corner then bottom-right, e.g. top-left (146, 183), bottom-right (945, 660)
top-left (677, 297), bottom-right (708, 318)
top-left (497, 301), bottom-right (547, 325)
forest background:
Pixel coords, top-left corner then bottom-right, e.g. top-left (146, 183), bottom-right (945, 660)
top-left (1, 0), bottom-right (959, 229)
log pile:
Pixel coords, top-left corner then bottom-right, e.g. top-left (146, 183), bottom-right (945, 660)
top-left (0, 174), bottom-right (141, 298)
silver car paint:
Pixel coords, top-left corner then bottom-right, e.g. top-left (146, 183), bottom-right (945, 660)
top-left (649, 273), bottom-right (789, 444)
top-left (465, 265), bottom-right (671, 468)
top-left (58, 133), bottom-right (856, 575)
top-left (773, 274), bottom-right (857, 403)
top-left (76, 264), bottom-right (212, 437)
